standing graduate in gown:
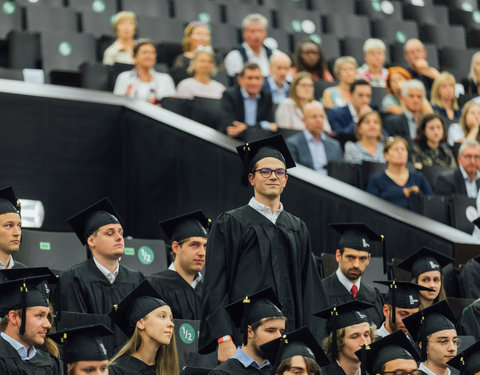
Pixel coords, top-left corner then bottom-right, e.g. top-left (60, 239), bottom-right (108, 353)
top-left (51, 198), bottom-right (144, 355)
top-left (149, 210), bottom-right (209, 320)
top-left (199, 135), bottom-right (322, 362)
top-left (0, 186), bottom-right (26, 271)
top-left (108, 280), bottom-right (179, 375)
top-left (0, 273), bottom-right (60, 374)
top-left (318, 223), bottom-right (385, 330)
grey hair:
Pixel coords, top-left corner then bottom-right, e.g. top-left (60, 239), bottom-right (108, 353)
top-left (459, 139), bottom-right (480, 156)
top-left (401, 79), bottom-right (425, 98)
top-left (187, 46), bottom-right (217, 75)
top-left (333, 56), bottom-right (357, 77)
top-left (468, 52), bottom-right (480, 85)
top-left (269, 51), bottom-right (291, 65)
top-left (242, 13), bottom-right (268, 30)
top-left (363, 38), bottom-right (386, 54)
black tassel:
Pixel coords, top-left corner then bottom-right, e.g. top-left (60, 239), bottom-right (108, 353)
top-left (20, 281), bottom-right (27, 336)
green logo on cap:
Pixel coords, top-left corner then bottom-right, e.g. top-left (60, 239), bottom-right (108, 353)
top-left (39, 242), bottom-right (51, 250)
top-left (179, 323), bottom-right (195, 344)
top-left (2, 1), bottom-right (15, 14)
top-left (395, 31), bottom-right (407, 43)
top-left (124, 247), bottom-right (135, 256)
top-left (92, 0), bottom-right (106, 13)
top-left (58, 42), bottom-right (72, 56)
top-left (138, 246), bottom-right (154, 265)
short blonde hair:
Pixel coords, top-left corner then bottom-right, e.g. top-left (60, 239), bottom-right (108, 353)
top-left (430, 71), bottom-right (458, 110)
top-left (468, 51), bottom-right (480, 84)
top-left (333, 56), bottom-right (357, 78)
top-left (322, 323), bottom-right (377, 360)
top-left (459, 100), bottom-right (480, 138)
top-left (113, 11), bottom-right (137, 33)
top-left (181, 22), bottom-right (211, 53)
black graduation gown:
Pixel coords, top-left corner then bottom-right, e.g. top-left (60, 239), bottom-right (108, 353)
top-left (458, 302), bottom-right (480, 339)
top-left (318, 272), bottom-right (385, 330)
top-left (0, 336), bottom-right (60, 375)
top-left (458, 257), bottom-right (480, 299)
top-left (12, 261), bottom-right (27, 269)
top-left (109, 355), bottom-right (156, 375)
top-left (209, 358), bottom-right (272, 375)
top-left (148, 269), bottom-right (203, 320)
top-left (199, 205), bottom-right (322, 354)
top-left (322, 361), bottom-right (347, 375)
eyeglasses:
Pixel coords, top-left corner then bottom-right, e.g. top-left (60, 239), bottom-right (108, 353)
top-left (253, 168), bottom-right (287, 178)
top-left (428, 337), bottom-right (462, 348)
top-left (381, 370), bottom-right (421, 375)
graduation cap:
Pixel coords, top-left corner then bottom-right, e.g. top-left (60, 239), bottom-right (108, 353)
top-left (236, 135), bottom-right (295, 186)
top-left (225, 287), bottom-right (284, 346)
top-left (67, 198), bottom-right (123, 245)
top-left (329, 223), bottom-right (382, 253)
top-left (0, 273), bottom-right (52, 335)
top-left (373, 280), bottom-right (434, 324)
top-left (109, 279), bottom-right (168, 337)
top-left (0, 186), bottom-right (21, 215)
top-left (48, 324), bottom-right (113, 364)
top-left (397, 247), bottom-right (454, 278)
top-left (0, 267), bottom-right (58, 299)
top-left (260, 327), bottom-right (330, 371)
top-left (314, 300), bottom-right (374, 358)
top-left (159, 210), bottom-right (210, 243)
top-left (355, 330), bottom-right (421, 375)
top-left (447, 341), bottom-right (480, 375)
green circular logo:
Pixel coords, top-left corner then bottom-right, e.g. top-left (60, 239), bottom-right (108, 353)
top-left (138, 246), bottom-right (154, 265)
top-left (109, 14), bottom-right (116, 26)
top-left (310, 33), bottom-right (322, 44)
top-left (371, 0), bottom-right (381, 12)
top-left (58, 42), bottom-right (73, 56)
top-left (198, 12), bottom-right (210, 23)
top-left (2, 1), bottom-right (16, 15)
top-left (92, 0), bottom-right (106, 13)
top-left (462, 2), bottom-right (474, 12)
top-left (179, 323), bottom-right (195, 344)
top-left (291, 20), bottom-right (302, 32)
top-left (395, 31), bottom-right (407, 43)
top-left (473, 10), bottom-right (480, 23)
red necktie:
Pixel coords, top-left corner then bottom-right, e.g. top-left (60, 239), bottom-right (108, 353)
top-left (351, 284), bottom-right (358, 298)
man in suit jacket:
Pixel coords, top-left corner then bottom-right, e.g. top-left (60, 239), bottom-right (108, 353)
top-left (287, 101), bottom-right (342, 174)
top-left (436, 139), bottom-right (480, 197)
top-left (327, 79), bottom-right (372, 135)
top-left (220, 62), bottom-right (276, 142)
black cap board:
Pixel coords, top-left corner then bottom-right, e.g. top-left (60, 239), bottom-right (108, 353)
top-left (0, 267), bottom-right (58, 299)
top-left (447, 341), bottom-right (480, 375)
top-left (374, 280), bottom-right (434, 324)
top-left (48, 324), bottom-right (113, 364)
top-left (355, 330), bottom-right (421, 375)
top-left (159, 210), bottom-right (210, 243)
top-left (329, 223), bottom-right (382, 253)
top-left (314, 300), bottom-right (374, 358)
top-left (68, 198), bottom-right (123, 245)
top-left (0, 186), bottom-right (20, 215)
top-left (236, 134), bottom-right (295, 186)
top-left (397, 247), bottom-right (454, 278)
top-left (260, 327), bottom-right (330, 370)
top-left (109, 279), bottom-right (168, 337)
top-left (225, 287), bottom-right (284, 345)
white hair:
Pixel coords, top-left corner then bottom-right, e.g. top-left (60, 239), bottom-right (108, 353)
top-left (401, 79), bottom-right (425, 98)
top-left (459, 139), bottom-right (480, 156)
top-left (242, 13), bottom-right (268, 30)
top-left (269, 51), bottom-right (291, 65)
top-left (363, 38), bottom-right (386, 54)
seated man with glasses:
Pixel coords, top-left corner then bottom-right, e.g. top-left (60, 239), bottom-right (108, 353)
top-left (199, 135), bottom-right (322, 364)
top-left (403, 301), bottom-right (460, 375)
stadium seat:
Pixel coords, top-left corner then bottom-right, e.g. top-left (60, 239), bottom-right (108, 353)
top-left (80, 11), bottom-right (117, 38)
top-left (326, 161), bottom-right (361, 188)
top-left (275, 9), bottom-right (322, 35)
top-left (222, 3), bottom-right (271, 28)
top-left (291, 33), bottom-right (341, 61)
top-left (259, 0), bottom-right (308, 9)
top-left (420, 24), bottom-right (467, 49)
top-left (324, 13), bottom-right (371, 40)
top-left (310, 0), bottom-right (356, 14)
top-left (449, 8), bottom-right (480, 31)
top-left (371, 87), bottom-right (388, 109)
top-left (371, 19), bottom-right (419, 45)
top-left (361, 161), bottom-right (387, 189)
top-left (190, 97), bottom-right (222, 130)
top-left (266, 28), bottom-right (291, 53)
top-left (172, 0), bottom-right (221, 24)
top-left (7, 31), bottom-right (41, 69)
top-left (160, 97), bottom-right (192, 118)
top-left (79, 62), bottom-right (111, 91)
top-left (156, 42), bottom-right (183, 67)
top-left (436, 0), bottom-right (478, 11)
top-left (136, 15), bottom-right (184, 44)
top-left (417, 195), bottom-right (451, 225)
top-left (209, 22), bottom-right (241, 50)
top-left (25, 6), bottom-right (79, 34)
top-left (357, 0), bottom-right (403, 21)
top-left (121, 0), bottom-right (171, 17)
top-left (68, 0), bottom-right (118, 14)
top-left (0, 1), bottom-right (22, 39)
top-left (450, 194), bottom-right (476, 234)
top-left (419, 165), bottom-right (452, 188)
top-left (0, 66), bottom-right (24, 81)
top-left (440, 47), bottom-right (476, 81)
top-left (313, 80), bottom-right (337, 100)
top-left (402, 3), bottom-right (449, 26)
top-left (15, 0), bottom-right (63, 6)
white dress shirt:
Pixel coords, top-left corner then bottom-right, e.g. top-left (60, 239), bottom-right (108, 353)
top-left (248, 197), bottom-right (283, 224)
top-left (93, 257), bottom-right (119, 284)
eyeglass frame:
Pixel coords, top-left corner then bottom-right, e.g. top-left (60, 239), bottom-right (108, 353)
top-left (380, 370), bottom-right (421, 375)
top-left (427, 337), bottom-right (462, 348)
top-left (252, 168), bottom-right (287, 178)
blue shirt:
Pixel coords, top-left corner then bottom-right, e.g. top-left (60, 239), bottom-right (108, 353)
top-left (240, 88), bottom-right (270, 130)
top-left (304, 129), bottom-right (328, 175)
top-left (266, 77), bottom-right (289, 104)
top-left (1, 332), bottom-right (37, 360)
top-left (232, 347), bottom-right (270, 370)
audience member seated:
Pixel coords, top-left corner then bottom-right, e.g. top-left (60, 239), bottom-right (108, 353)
top-left (403, 38), bottom-right (439, 98)
top-left (436, 139), bottom-right (480, 198)
top-left (322, 56), bottom-right (357, 109)
top-left (289, 38), bottom-right (333, 81)
top-left (224, 13), bottom-right (277, 78)
top-left (357, 38), bottom-right (388, 88)
top-left (170, 22), bottom-right (211, 85)
top-left (286, 101), bottom-right (342, 175)
top-left (113, 39), bottom-right (176, 103)
top-left (344, 110), bottom-right (385, 164)
top-left (448, 100), bottom-right (480, 146)
top-left (461, 51), bottom-right (480, 99)
top-left (103, 11), bottom-right (137, 66)
top-left (176, 46), bottom-right (225, 100)
top-left (431, 72), bottom-right (461, 123)
top-left (220, 62), bottom-right (276, 141)
top-left (263, 52), bottom-right (291, 105)
top-left (411, 113), bottom-right (456, 169)
top-left (276, 72), bottom-right (322, 131)
top-left (367, 136), bottom-right (433, 211)
top-left (327, 79), bottom-right (372, 136)
top-left (383, 79), bottom-right (431, 143)
top-left (381, 67), bottom-right (412, 114)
